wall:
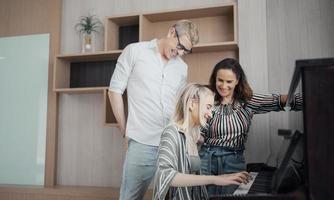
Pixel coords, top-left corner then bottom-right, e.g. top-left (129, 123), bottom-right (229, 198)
top-left (266, 0), bottom-right (334, 166)
top-left (238, 0), bottom-right (270, 163)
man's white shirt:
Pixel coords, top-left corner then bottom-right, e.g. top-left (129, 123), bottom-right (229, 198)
top-left (109, 39), bottom-right (187, 146)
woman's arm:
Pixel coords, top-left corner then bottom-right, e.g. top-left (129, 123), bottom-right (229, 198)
top-left (153, 126), bottom-right (182, 199)
top-left (286, 93), bottom-right (303, 111)
top-left (248, 93), bottom-right (302, 114)
top-left (280, 94), bottom-right (288, 107)
top-left (171, 171), bottom-right (250, 187)
top-left (247, 93), bottom-right (285, 114)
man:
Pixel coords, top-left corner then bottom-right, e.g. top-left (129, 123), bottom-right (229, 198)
top-left (108, 19), bottom-right (199, 200)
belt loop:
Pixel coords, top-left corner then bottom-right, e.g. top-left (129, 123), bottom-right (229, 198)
top-left (217, 155), bottom-right (223, 175)
top-left (208, 150), bottom-right (214, 174)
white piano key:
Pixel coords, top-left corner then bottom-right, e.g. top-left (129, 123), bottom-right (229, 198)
top-left (233, 172), bottom-right (258, 195)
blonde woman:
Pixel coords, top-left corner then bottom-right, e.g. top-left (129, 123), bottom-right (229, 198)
top-left (153, 83), bottom-right (250, 200)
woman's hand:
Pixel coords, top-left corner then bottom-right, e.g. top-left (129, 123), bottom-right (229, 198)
top-left (197, 134), bottom-right (205, 145)
top-left (212, 171), bottom-right (252, 186)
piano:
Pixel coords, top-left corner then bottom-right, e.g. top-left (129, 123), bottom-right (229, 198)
top-left (233, 130), bottom-right (305, 195)
top-left (210, 58), bottom-right (334, 200)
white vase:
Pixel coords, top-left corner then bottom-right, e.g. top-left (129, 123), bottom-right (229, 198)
top-left (81, 33), bottom-right (95, 53)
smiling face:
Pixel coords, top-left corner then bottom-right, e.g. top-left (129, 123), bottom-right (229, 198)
top-left (163, 28), bottom-right (193, 60)
top-left (215, 69), bottom-right (239, 100)
top-left (190, 93), bottom-right (214, 126)
top-left (200, 94), bottom-right (214, 125)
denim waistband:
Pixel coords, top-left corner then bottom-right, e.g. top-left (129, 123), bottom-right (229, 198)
top-left (202, 144), bottom-right (245, 152)
top-left (201, 144), bottom-right (244, 175)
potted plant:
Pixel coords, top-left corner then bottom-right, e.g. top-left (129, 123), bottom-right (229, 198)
top-left (75, 14), bottom-right (103, 53)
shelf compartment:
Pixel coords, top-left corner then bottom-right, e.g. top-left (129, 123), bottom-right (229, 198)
top-left (140, 3), bottom-right (237, 43)
top-left (105, 15), bottom-right (140, 51)
top-left (184, 50), bottom-right (238, 84)
top-left (103, 89), bottom-right (128, 126)
top-left (54, 51), bottom-right (121, 93)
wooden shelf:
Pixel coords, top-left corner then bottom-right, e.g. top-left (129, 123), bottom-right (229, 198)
top-left (56, 50), bottom-right (122, 61)
top-left (192, 41), bottom-right (238, 53)
top-left (54, 87), bottom-right (108, 94)
top-left (54, 1), bottom-right (239, 142)
top-left (53, 51), bottom-right (121, 92)
top-left (142, 3), bottom-right (234, 22)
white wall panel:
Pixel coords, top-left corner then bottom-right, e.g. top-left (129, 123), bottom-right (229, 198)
top-left (266, 0), bottom-right (334, 166)
top-left (238, 0), bottom-right (271, 164)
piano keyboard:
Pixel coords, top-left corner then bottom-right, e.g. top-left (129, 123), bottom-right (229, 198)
top-left (234, 171), bottom-right (274, 195)
top-left (234, 172), bottom-right (258, 195)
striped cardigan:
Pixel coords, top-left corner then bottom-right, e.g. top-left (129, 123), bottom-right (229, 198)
top-left (153, 124), bottom-right (209, 200)
top-left (203, 93), bottom-right (303, 148)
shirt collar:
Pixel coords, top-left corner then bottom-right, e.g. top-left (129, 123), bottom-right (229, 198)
top-left (148, 38), bottom-right (181, 63)
top-left (148, 38), bottom-right (158, 50)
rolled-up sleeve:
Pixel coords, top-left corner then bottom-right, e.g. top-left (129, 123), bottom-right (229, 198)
top-left (109, 44), bottom-right (135, 94)
top-left (290, 93), bottom-right (303, 111)
top-left (247, 93), bottom-right (284, 114)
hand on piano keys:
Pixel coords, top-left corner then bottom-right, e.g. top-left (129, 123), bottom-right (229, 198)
top-left (233, 172), bottom-right (258, 195)
top-left (213, 171), bottom-right (252, 186)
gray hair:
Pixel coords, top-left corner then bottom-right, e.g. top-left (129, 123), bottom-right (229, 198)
top-left (174, 19), bottom-right (199, 45)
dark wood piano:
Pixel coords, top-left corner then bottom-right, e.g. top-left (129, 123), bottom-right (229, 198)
top-left (211, 58), bottom-right (334, 200)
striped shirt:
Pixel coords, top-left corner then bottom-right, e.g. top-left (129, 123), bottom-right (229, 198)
top-left (153, 124), bottom-right (209, 200)
top-left (203, 93), bottom-right (303, 148)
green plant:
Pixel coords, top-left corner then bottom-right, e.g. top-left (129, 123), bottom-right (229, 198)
top-left (75, 15), bottom-right (103, 34)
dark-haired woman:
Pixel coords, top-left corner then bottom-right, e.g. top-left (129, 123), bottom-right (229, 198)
top-left (199, 58), bottom-right (302, 196)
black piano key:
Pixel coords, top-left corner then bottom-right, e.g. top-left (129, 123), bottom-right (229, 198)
top-left (248, 171), bottom-right (274, 194)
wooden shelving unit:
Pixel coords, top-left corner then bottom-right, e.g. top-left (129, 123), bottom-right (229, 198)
top-left (54, 2), bottom-right (238, 127)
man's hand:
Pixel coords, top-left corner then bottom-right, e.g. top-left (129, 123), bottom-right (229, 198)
top-left (118, 124), bottom-right (128, 149)
top-left (118, 124), bottom-right (126, 138)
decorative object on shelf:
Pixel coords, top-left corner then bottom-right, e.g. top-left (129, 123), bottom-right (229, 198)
top-left (75, 14), bottom-right (103, 53)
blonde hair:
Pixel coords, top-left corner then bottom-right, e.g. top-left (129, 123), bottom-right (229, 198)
top-left (174, 19), bottom-right (199, 45)
top-left (173, 83), bottom-right (213, 153)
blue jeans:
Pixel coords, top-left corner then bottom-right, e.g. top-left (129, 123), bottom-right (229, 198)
top-left (199, 145), bottom-right (246, 196)
top-left (119, 139), bottom-right (158, 200)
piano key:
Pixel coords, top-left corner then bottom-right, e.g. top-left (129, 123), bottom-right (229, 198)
top-left (233, 172), bottom-right (258, 195)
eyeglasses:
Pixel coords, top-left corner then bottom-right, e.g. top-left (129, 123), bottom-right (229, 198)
top-left (175, 29), bottom-right (192, 54)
